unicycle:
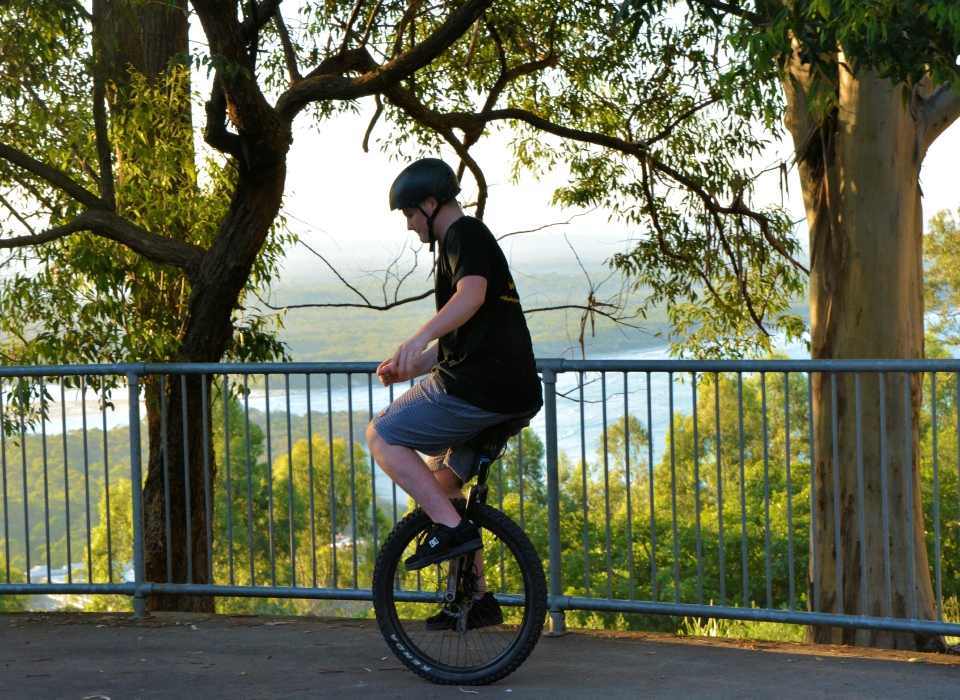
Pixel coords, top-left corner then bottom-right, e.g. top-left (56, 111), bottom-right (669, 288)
top-left (371, 416), bottom-right (547, 685)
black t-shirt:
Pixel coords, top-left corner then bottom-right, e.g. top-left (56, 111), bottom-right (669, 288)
top-left (432, 217), bottom-right (543, 414)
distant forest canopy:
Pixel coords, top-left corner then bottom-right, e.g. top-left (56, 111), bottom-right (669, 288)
top-left (272, 272), bottom-right (670, 360)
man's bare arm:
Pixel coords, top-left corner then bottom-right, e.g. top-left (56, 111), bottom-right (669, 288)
top-left (380, 275), bottom-right (487, 382)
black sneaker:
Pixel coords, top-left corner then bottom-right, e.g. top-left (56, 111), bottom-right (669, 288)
top-left (404, 518), bottom-right (483, 571)
top-left (425, 593), bottom-right (504, 631)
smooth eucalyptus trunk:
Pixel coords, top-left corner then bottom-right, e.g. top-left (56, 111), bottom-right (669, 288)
top-left (784, 60), bottom-right (943, 651)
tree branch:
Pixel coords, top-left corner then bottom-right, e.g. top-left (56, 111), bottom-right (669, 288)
top-left (362, 94), bottom-right (383, 152)
top-left (0, 191), bottom-right (36, 234)
top-left (90, 0), bottom-right (115, 211)
top-left (0, 142), bottom-right (103, 210)
top-left (0, 210), bottom-right (205, 274)
top-left (257, 288), bottom-right (434, 311)
top-left (273, 7), bottom-right (302, 84)
top-left (687, 0), bottom-right (762, 24)
top-left (919, 84), bottom-right (960, 158)
top-left (274, 0), bottom-right (494, 120)
top-left (496, 208), bottom-right (599, 241)
top-left (92, 76), bottom-right (116, 211)
top-left (203, 75), bottom-right (243, 158)
top-left (240, 0), bottom-right (285, 42)
top-left (337, 0), bottom-right (367, 55)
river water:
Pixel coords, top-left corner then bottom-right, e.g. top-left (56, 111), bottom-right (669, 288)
top-left (14, 341), bottom-right (807, 501)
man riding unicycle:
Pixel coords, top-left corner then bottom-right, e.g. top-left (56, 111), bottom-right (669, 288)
top-left (366, 157), bottom-right (543, 635)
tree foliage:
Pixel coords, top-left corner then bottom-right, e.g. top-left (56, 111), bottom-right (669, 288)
top-left (344, 0), bottom-right (808, 357)
top-left (0, 22), bottom-right (289, 370)
top-left (924, 208), bottom-right (960, 348)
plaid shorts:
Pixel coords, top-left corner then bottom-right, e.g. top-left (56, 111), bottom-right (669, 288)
top-left (371, 374), bottom-right (523, 483)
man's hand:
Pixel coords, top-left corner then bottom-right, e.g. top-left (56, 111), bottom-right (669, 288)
top-left (376, 357), bottom-right (401, 386)
top-left (378, 342), bottom-right (438, 385)
top-left (391, 333), bottom-right (430, 381)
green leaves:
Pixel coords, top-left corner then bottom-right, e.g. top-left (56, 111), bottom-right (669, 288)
top-left (0, 34), bottom-right (289, 373)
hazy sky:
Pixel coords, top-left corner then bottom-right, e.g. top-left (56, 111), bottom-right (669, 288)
top-left (276, 100), bottom-right (960, 286)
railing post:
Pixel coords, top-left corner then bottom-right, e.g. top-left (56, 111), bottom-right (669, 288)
top-left (127, 371), bottom-right (149, 619)
top-left (542, 365), bottom-right (566, 636)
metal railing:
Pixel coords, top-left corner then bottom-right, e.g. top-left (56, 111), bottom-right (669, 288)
top-left (1, 359), bottom-right (959, 639)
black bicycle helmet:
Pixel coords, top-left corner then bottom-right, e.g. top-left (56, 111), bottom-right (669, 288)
top-left (389, 158), bottom-right (461, 251)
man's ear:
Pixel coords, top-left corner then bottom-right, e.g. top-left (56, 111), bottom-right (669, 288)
top-left (421, 196), bottom-right (439, 215)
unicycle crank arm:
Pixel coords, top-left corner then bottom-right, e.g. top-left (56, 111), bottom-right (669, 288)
top-left (442, 557), bottom-right (460, 603)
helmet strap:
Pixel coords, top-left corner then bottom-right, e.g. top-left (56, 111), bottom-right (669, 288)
top-left (418, 200), bottom-right (444, 253)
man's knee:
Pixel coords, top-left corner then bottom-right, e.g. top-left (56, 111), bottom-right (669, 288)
top-left (366, 422), bottom-right (383, 455)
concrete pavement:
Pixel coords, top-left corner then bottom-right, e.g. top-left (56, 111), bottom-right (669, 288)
top-left (1, 612), bottom-right (958, 699)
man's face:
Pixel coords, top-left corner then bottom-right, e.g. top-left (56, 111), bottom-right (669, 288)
top-left (401, 198), bottom-right (437, 244)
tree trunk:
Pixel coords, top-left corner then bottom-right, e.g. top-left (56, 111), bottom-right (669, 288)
top-left (143, 375), bottom-right (216, 612)
top-left (96, 0), bottom-right (189, 89)
top-left (94, 0), bottom-right (221, 611)
top-left (783, 57), bottom-right (943, 650)
top-left (141, 145), bottom-right (290, 610)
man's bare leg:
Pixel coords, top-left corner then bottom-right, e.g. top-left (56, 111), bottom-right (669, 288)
top-left (366, 424), bottom-right (461, 527)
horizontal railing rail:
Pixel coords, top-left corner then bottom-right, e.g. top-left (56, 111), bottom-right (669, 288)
top-left (1, 359), bottom-right (958, 641)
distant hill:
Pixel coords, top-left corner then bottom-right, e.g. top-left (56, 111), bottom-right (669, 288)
top-left (267, 272), bottom-right (672, 361)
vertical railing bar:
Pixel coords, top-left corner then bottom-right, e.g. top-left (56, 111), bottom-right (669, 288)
top-left (40, 378), bottom-right (52, 584)
top-left (389, 383), bottom-right (397, 526)
top-left (808, 372), bottom-right (818, 613)
top-left (931, 373), bottom-right (942, 621)
top-left (830, 373), bottom-right (842, 614)
top-left (761, 372), bottom-right (771, 609)
top-left (602, 372), bottom-right (612, 599)
top-left (81, 377), bottom-right (93, 584)
top-left (904, 372), bottom-right (916, 619)
top-left (784, 373), bottom-right (794, 612)
top-left (180, 375), bottom-right (192, 585)
top-left (669, 371), bottom-right (680, 604)
top-left (579, 372), bottom-right (589, 597)
top-left (127, 372), bottom-right (147, 619)
top-left (160, 375), bottom-right (172, 584)
top-left (265, 374), bottom-right (275, 586)
top-left (624, 372), bottom-right (634, 601)
top-left (0, 382), bottom-right (9, 584)
top-left (60, 380), bottom-right (73, 583)
top-left (202, 376), bottom-right (213, 585)
top-left (223, 373), bottom-right (234, 586)
top-left (285, 374), bottom-right (296, 587)
top-left (647, 371), bottom-right (656, 602)
top-left (368, 374), bottom-right (378, 564)
top-left (518, 430), bottom-right (525, 533)
top-left (17, 377), bottom-right (30, 580)
top-left (692, 372), bottom-right (703, 606)
top-left (243, 374), bottom-right (255, 586)
top-left (347, 374), bottom-right (358, 589)
top-left (543, 367), bottom-right (563, 634)
top-left (715, 373), bottom-right (724, 607)
top-left (102, 379), bottom-right (113, 583)
top-left (880, 372), bottom-right (891, 616)
top-left (414, 373), bottom-right (421, 597)
top-left (498, 456), bottom-right (505, 593)
top-left (738, 372), bottom-right (748, 608)
top-left (327, 374), bottom-right (337, 588)
top-left (855, 373), bottom-right (867, 617)
top-left (956, 373), bottom-right (960, 622)
top-left (306, 374), bottom-right (317, 589)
